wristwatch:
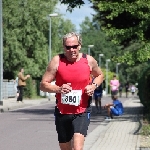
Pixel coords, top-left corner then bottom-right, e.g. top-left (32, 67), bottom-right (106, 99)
top-left (92, 82), bottom-right (98, 88)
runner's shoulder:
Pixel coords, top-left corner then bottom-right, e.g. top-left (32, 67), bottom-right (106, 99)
top-left (51, 55), bottom-right (61, 63)
top-left (86, 54), bottom-right (96, 63)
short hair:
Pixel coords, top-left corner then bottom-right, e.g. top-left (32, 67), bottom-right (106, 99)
top-left (19, 68), bottom-right (23, 72)
top-left (62, 32), bottom-right (82, 46)
top-left (113, 74), bottom-right (116, 77)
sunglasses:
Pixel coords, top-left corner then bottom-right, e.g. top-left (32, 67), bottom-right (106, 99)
top-left (65, 45), bottom-right (79, 50)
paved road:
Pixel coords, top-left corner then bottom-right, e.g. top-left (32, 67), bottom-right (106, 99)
top-left (0, 96), bottom-right (128, 150)
top-left (0, 103), bottom-right (59, 150)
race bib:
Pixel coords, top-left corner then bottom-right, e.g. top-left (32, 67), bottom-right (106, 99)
top-left (61, 90), bottom-right (82, 106)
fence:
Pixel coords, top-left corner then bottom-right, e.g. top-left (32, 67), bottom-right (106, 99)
top-left (2, 80), bottom-right (55, 100)
top-left (3, 80), bottom-right (16, 99)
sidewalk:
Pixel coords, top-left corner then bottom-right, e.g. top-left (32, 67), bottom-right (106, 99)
top-left (0, 95), bottom-right (56, 112)
top-left (84, 97), bottom-right (144, 150)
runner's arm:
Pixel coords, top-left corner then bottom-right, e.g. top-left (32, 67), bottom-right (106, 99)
top-left (40, 55), bottom-right (61, 93)
top-left (87, 55), bottom-right (104, 86)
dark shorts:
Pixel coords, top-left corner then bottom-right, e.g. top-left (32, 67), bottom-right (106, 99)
top-left (54, 107), bottom-right (90, 143)
top-left (111, 90), bottom-right (118, 96)
top-left (94, 93), bottom-right (102, 100)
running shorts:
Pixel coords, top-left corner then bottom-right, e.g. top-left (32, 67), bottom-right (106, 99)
top-left (54, 106), bottom-right (90, 143)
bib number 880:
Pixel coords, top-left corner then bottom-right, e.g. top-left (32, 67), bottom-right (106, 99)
top-left (61, 90), bottom-right (81, 106)
top-left (62, 95), bottom-right (79, 106)
top-left (64, 96), bottom-right (76, 103)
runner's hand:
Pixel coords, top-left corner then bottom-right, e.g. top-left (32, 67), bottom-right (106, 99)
top-left (60, 83), bottom-right (72, 94)
top-left (85, 84), bottom-right (95, 96)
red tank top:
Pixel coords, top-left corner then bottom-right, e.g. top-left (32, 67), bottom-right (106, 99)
top-left (55, 54), bottom-right (91, 114)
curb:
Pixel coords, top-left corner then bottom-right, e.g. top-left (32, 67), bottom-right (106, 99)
top-left (0, 98), bottom-right (56, 113)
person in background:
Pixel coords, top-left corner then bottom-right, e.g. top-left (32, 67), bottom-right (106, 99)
top-left (17, 68), bottom-right (30, 103)
top-left (110, 75), bottom-right (120, 98)
top-left (103, 95), bottom-right (124, 121)
top-left (118, 83), bottom-right (123, 98)
top-left (94, 83), bottom-right (103, 113)
top-left (102, 79), bottom-right (106, 96)
top-left (90, 74), bottom-right (95, 106)
top-left (40, 32), bottom-right (104, 150)
top-left (125, 81), bottom-right (130, 98)
top-left (130, 84), bottom-right (136, 97)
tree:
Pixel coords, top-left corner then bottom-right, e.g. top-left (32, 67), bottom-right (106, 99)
top-left (79, 17), bottom-right (119, 71)
top-left (59, 0), bottom-right (150, 65)
top-left (3, 0), bottom-right (76, 79)
top-left (59, 0), bottom-right (85, 11)
top-left (3, 0), bottom-right (58, 78)
top-left (92, 0), bottom-right (150, 64)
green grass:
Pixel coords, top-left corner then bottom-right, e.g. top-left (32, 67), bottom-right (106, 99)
top-left (141, 113), bottom-right (150, 136)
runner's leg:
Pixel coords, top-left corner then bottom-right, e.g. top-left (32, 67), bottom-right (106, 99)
top-left (72, 133), bottom-right (85, 150)
top-left (59, 142), bottom-right (72, 150)
top-left (72, 112), bottom-right (90, 149)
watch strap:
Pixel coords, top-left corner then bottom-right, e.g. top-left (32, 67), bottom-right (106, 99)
top-left (92, 82), bottom-right (98, 88)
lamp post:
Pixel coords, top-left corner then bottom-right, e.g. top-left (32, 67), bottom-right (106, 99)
top-left (48, 13), bottom-right (58, 101)
top-left (99, 54), bottom-right (104, 67)
top-left (106, 59), bottom-right (111, 95)
top-left (116, 63), bottom-right (120, 77)
top-left (88, 45), bottom-right (94, 55)
top-left (48, 13), bottom-right (58, 62)
top-left (0, 0), bottom-right (3, 105)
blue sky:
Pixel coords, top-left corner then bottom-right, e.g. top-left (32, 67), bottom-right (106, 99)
top-left (56, 1), bottom-right (95, 31)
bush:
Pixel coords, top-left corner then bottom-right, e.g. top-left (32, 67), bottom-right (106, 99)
top-left (24, 77), bottom-right (37, 99)
top-left (138, 66), bottom-right (150, 114)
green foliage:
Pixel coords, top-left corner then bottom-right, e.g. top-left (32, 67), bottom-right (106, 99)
top-left (24, 77), bottom-right (36, 98)
top-left (124, 62), bottom-right (149, 84)
top-left (3, 0), bottom-right (58, 77)
top-left (59, 0), bottom-right (150, 64)
top-left (80, 17), bottom-right (119, 70)
top-left (141, 123), bottom-right (150, 136)
top-left (94, 1), bottom-right (150, 44)
top-left (138, 65), bottom-right (150, 137)
top-left (59, 0), bottom-right (85, 11)
top-left (101, 68), bottom-right (115, 81)
top-left (3, 0), bottom-right (76, 79)
top-left (114, 43), bottom-right (150, 65)
top-left (101, 68), bottom-right (115, 93)
top-left (79, 16), bottom-right (142, 84)
top-left (73, 5), bottom-right (148, 85)
top-left (92, 0), bottom-right (150, 64)
top-left (138, 66), bottom-right (150, 113)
